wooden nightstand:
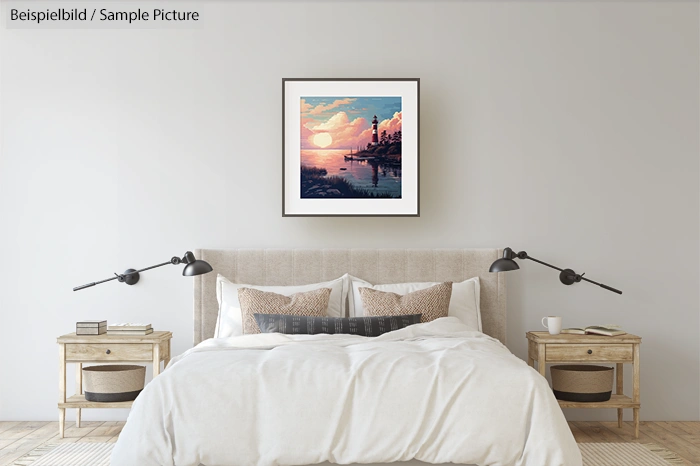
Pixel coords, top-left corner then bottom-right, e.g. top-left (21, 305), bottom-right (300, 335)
top-left (526, 331), bottom-right (641, 438)
top-left (56, 331), bottom-right (172, 438)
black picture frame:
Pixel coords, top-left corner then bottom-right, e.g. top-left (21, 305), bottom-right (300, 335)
top-left (282, 78), bottom-right (420, 217)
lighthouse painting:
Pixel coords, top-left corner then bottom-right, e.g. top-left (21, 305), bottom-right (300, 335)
top-left (299, 96), bottom-right (402, 200)
top-left (283, 79), bottom-right (419, 216)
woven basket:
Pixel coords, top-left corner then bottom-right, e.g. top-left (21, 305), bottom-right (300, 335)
top-left (551, 365), bottom-right (614, 402)
top-left (83, 365), bottom-right (145, 402)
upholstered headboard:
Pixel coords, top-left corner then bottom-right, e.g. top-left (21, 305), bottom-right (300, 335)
top-left (193, 249), bottom-right (506, 345)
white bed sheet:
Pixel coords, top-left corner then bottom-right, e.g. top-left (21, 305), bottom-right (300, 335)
top-left (310, 462), bottom-right (476, 466)
top-left (112, 318), bottom-right (581, 466)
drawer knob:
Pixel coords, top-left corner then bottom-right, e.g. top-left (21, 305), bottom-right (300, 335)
top-left (587, 349), bottom-right (593, 355)
top-left (106, 349), bottom-right (111, 355)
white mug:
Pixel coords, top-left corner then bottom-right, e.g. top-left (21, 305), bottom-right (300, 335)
top-left (542, 316), bottom-right (562, 335)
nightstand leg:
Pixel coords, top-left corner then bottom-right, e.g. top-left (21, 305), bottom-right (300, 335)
top-left (633, 343), bottom-right (640, 439)
top-left (153, 343), bottom-right (161, 377)
top-left (164, 339), bottom-right (171, 369)
top-left (537, 344), bottom-right (546, 378)
top-left (76, 363), bottom-right (82, 428)
top-left (58, 343), bottom-right (66, 438)
top-left (59, 408), bottom-right (65, 438)
top-left (616, 363), bottom-right (623, 428)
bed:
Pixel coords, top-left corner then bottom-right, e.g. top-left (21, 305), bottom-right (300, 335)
top-left (111, 249), bottom-right (581, 466)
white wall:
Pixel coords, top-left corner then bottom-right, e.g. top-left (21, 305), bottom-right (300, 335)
top-left (1, 1), bottom-right (698, 422)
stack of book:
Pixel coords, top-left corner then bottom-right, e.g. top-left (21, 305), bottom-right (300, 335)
top-left (76, 320), bottom-right (107, 335)
top-left (107, 323), bottom-right (153, 335)
top-left (561, 325), bottom-right (626, 336)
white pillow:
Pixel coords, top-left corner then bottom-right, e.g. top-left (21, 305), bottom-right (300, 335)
top-left (348, 276), bottom-right (482, 331)
top-left (215, 274), bottom-right (349, 338)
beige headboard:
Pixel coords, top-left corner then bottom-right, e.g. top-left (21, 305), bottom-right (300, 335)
top-left (193, 249), bottom-right (506, 346)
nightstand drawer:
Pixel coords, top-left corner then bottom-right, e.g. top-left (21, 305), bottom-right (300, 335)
top-left (65, 343), bottom-right (153, 362)
top-left (545, 344), bottom-right (633, 362)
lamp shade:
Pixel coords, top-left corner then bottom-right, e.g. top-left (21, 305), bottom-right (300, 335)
top-left (489, 257), bottom-right (520, 273)
top-left (182, 260), bottom-right (213, 276)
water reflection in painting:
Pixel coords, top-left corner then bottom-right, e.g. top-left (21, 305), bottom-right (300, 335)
top-left (300, 150), bottom-right (401, 198)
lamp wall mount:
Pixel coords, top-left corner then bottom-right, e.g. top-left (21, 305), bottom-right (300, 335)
top-left (118, 269), bottom-right (140, 286)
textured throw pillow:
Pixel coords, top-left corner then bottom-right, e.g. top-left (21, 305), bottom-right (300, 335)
top-left (254, 314), bottom-right (422, 337)
top-left (348, 276), bottom-right (481, 331)
top-left (238, 287), bottom-right (332, 334)
top-left (359, 282), bottom-right (453, 323)
top-left (215, 274), bottom-right (349, 338)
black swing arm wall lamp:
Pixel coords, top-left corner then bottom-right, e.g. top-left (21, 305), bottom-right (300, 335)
top-left (489, 247), bottom-right (622, 295)
top-left (73, 251), bottom-right (213, 291)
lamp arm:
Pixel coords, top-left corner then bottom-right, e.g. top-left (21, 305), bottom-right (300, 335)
top-left (579, 276), bottom-right (623, 295)
top-left (520, 254), bottom-right (567, 273)
top-left (73, 256), bottom-right (181, 291)
top-left (519, 252), bottom-right (622, 295)
top-left (73, 275), bottom-right (120, 291)
top-left (128, 259), bottom-right (177, 275)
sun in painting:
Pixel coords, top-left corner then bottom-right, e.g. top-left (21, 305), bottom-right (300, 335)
top-left (313, 132), bottom-right (332, 148)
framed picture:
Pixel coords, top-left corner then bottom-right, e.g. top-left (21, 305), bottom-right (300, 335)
top-left (283, 78), bottom-right (419, 217)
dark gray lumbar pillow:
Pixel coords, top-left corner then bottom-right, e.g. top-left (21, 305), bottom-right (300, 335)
top-left (253, 314), bottom-right (422, 337)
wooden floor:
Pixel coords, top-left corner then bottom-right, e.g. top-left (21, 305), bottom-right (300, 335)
top-left (0, 421), bottom-right (698, 465)
top-left (0, 421), bottom-right (122, 466)
top-left (571, 421), bottom-right (700, 465)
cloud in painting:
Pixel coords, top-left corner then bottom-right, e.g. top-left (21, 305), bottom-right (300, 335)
top-left (300, 112), bottom-right (367, 149)
top-left (311, 112), bottom-right (352, 131)
top-left (381, 111), bottom-right (402, 134)
top-left (300, 99), bottom-right (313, 114)
top-left (300, 97), bottom-right (402, 150)
top-left (302, 110), bottom-right (402, 150)
top-left (303, 98), bottom-right (357, 116)
top-left (300, 117), bottom-right (315, 144)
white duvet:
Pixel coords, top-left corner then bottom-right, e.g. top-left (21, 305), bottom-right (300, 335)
top-left (111, 318), bottom-right (581, 466)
